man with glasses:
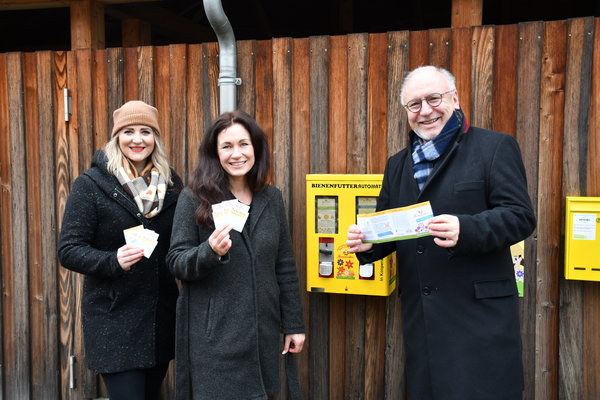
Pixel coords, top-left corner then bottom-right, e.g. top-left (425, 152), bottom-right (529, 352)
top-left (347, 65), bottom-right (535, 400)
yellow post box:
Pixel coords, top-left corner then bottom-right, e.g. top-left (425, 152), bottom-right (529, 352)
top-left (564, 196), bottom-right (600, 281)
top-left (306, 174), bottom-right (396, 296)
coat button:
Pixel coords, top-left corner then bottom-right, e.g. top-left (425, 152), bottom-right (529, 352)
top-left (416, 245), bottom-right (425, 255)
top-left (137, 213), bottom-right (142, 218)
top-left (112, 192), bottom-right (118, 198)
top-left (422, 286), bottom-right (432, 296)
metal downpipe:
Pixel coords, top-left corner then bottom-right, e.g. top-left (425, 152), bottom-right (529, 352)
top-left (203, 0), bottom-right (241, 114)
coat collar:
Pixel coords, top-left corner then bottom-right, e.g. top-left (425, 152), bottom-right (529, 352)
top-left (243, 184), bottom-right (272, 235)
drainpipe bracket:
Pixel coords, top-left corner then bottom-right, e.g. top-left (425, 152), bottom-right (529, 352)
top-left (218, 77), bottom-right (242, 86)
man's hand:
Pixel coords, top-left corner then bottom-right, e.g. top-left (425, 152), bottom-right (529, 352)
top-left (346, 224), bottom-right (373, 253)
top-left (428, 214), bottom-right (460, 248)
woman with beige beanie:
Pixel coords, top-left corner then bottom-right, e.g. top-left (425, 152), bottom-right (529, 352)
top-left (58, 100), bottom-right (183, 400)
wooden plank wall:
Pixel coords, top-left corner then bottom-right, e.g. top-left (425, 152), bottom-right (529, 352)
top-left (0, 16), bottom-right (599, 400)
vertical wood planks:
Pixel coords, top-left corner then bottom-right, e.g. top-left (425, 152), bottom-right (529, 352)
top-left (535, 20), bottom-right (567, 400)
top-left (237, 40), bottom-right (257, 116)
top-left (186, 43), bottom-right (204, 179)
top-left (308, 34), bottom-right (330, 400)
top-left (409, 30), bottom-right (428, 69)
top-left (168, 44), bottom-right (188, 177)
top-left (0, 51), bottom-right (10, 400)
top-left (584, 17), bottom-right (600, 400)
top-left (364, 32), bottom-right (388, 400)
top-left (202, 42), bottom-right (220, 126)
top-left (344, 32), bottom-right (368, 400)
top-left (366, 33), bottom-right (388, 175)
top-left (385, 30), bottom-right (409, 400)
top-left (470, 26), bottom-right (494, 130)
top-left (450, 27), bottom-right (472, 121)
top-left (272, 37), bottom-right (293, 209)
top-left (6, 51), bottom-right (32, 400)
top-left (255, 39), bottom-right (274, 163)
top-left (514, 22), bottom-right (543, 400)
top-left (329, 37), bottom-right (348, 400)
top-left (137, 45), bottom-right (155, 104)
top-left (123, 46), bottom-right (138, 101)
top-left (272, 37), bottom-right (293, 399)
top-left (54, 49), bottom-right (75, 400)
top-left (92, 49), bottom-right (109, 148)
top-left (106, 47), bottom-right (124, 125)
top-left (492, 25), bottom-right (518, 136)
top-left (37, 50), bottom-right (61, 400)
top-left (24, 50), bottom-right (58, 400)
top-left (428, 28), bottom-right (451, 69)
top-left (154, 46), bottom-right (172, 158)
top-left (558, 17), bottom-right (594, 400)
top-left (386, 31), bottom-right (409, 156)
top-left (291, 36), bottom-right (311, 397)
top-left (329, 35), bottom-right (348, 174)
top-left (24, 51), bottom-right (43, 399)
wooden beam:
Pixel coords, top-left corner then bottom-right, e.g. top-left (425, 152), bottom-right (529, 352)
top-left (122, 18), bottom-right (151, 47)
top-left (451, 0), bottom-right (482, 28)
top-left (70, 0), bottom-right (105, 49)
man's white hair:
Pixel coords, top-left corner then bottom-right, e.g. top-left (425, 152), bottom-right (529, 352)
top-left (400, 66), bottom-right (457, 105)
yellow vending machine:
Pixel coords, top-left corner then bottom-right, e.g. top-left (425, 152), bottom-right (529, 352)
top-left (306, 174), bottom-right (396, 296)
top-left (564, 196), bottom-right (600, 281)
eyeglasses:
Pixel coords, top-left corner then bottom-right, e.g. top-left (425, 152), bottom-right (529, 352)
top-left (403, 89), bottom-right (455, 113)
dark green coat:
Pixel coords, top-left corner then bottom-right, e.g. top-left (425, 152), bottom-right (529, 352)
top-left (58, 150), bottom-right (182, 373)
top-left (167, 185), bottom-right (305, 400)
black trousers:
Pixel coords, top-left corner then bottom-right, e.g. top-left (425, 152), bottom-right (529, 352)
top-left (101, 362), bottom-right (170, 400)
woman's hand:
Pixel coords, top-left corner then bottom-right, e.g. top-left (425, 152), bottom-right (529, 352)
top-left (209, 224), bottom-right (233, 257)
top-left (282, 333), bottom-right (306, 354)
top-left (117, 244), bottom-right (144, 271)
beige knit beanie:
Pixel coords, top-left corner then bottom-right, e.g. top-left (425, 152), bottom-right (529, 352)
top-left (111, 100), bottom-right (161, 137)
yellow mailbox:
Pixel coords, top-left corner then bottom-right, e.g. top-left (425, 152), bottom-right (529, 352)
top-left (564, 196), bottom-right (600, 281)
top-left (306, 174), bottom-right (396, 296)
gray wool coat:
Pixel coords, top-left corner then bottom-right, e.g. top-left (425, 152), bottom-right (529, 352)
top-left (358, 124), bottom-right (536, 400)
top-left (58, 150), bottom-right (182, 373)
top-left (167, 185), bottom-right (305, 400)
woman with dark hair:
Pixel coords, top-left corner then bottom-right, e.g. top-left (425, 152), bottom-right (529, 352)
top-left (58, 100), bottom-right (182, 400)
top-left (167, 110), bottom-right (306, 400)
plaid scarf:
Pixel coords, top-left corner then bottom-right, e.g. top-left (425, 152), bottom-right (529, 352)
top-left (411, 109), bottom-right (465, 190)
top-left (116, 158), bottom-right (166, 218)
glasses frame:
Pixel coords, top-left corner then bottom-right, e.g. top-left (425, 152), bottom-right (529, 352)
top-left (403, 89), bottom-right (456, 113)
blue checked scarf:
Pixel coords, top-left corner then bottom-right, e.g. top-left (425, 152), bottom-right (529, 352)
top-left (411, 109), bottom-right (465, 190)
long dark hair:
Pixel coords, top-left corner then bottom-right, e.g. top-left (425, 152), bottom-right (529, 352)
top-left (188, 110), bottom-right (270, 227)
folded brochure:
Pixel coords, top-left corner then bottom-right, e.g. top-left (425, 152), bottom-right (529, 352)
top-left (356, 201), bottom-right (434, 243)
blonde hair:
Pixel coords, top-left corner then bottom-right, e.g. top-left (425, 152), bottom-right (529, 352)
top-left (104, 128), bottom-right (173, 185)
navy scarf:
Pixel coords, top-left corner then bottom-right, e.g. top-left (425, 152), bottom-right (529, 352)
top-left (411, 109), bottom-right (465, 190)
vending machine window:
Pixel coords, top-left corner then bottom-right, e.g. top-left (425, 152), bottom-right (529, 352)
top-left (315, 196), bottom-right (338, 234)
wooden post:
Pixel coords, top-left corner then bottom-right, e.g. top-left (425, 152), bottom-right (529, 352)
top-left (70, 0), bottom-right (105, 49)
top-left (122, 18), bottom-right (151, 47)
top-left (451, 0), bottom-right (482, 28)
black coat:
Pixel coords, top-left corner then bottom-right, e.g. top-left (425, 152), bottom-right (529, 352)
top-left (358, 126), bottom-right (536, 400)
top-left (167, 185), bottom-right (305, 400)
top-left (58, 150), bottom-right (182, 373)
